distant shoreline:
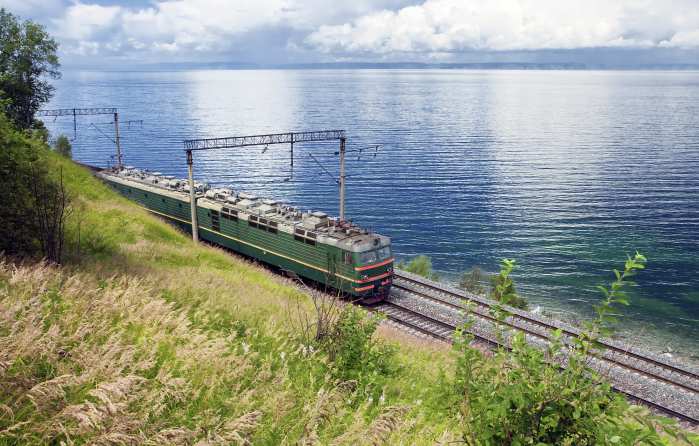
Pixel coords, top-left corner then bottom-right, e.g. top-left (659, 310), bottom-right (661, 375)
top-left (61, 62), bottom-right (699, 72)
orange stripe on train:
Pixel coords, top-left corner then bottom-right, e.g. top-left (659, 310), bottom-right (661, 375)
top-left (354, 257), bottom-right (394, 271)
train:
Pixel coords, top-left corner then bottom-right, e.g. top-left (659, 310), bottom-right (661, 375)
top-left (98, 167), bottom-right (393, 303)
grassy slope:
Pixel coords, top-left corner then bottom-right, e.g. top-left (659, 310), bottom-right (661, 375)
top-left (1, 153), bottom-right (458, 445)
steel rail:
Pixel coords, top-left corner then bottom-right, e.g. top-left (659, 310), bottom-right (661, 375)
top-left (382, 276), bottom-right (698, 424)
top-left (393, 271), bottom-right (699, 383)
top-left (374, 297), bottom-right (699, 424)
top-left (391, 277), bottom-right (698, 394)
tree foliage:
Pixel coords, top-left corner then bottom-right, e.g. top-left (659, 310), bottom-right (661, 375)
top-left (0, 111), bottom-right (71, 262)
top-left (54, 134), bottom-right (72, 158)
top-left (0, 8), bottom-right (60, 129)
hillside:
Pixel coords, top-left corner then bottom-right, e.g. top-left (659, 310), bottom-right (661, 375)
top-left (1, 151), bottom-right (696, 445)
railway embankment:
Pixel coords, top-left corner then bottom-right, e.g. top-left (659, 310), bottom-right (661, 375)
top-left (1, 140), bottom-right (697, 443)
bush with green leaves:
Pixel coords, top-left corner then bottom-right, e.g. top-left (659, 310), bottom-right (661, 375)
top-left (459, 266), bottom-right (489, 295)
top-left (321, 305), bottom-right (398, 397)
top-left (54, 134), bottom-right (71, 158)
top-left (397, 255), bottom-right (440, 280)
top-left (489, 258), bottom-right (528, 310)
top-left (449, 253), bottom-right (692, 445)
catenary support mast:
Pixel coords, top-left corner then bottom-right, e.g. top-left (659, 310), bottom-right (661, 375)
top-left (183, 130), bottom-right (347, 243)
top-left (36, 107), bottom-right (123, 169)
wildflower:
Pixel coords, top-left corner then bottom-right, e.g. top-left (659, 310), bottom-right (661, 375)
top-left (379, 393), bottom-right (385, 405)
top-left (241, 342), bottom-right (250, 354)
top-left (280, 351), bottom-right (286, 362)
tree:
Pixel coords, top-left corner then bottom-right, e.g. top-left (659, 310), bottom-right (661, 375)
top-left (54, 134), bottom-right (71, 158)
top-left (0, 8), bottom-right (60, 129)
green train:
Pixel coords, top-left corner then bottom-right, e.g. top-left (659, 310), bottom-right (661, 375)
top-left (98, 167), bottom-right (393, 303)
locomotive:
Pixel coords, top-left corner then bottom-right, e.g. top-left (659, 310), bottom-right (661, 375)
top-left (99, 167), bottom-right (393, 303)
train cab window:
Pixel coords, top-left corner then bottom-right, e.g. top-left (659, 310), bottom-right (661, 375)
top-left (358, 250), bottom-right (378, 265)
top-left (377, 246), bottom-right (392, 260)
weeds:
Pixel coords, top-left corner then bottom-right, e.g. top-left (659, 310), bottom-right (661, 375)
top-left (450, 253), bottom-right (693, 445)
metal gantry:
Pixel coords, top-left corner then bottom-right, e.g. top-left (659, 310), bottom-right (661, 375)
top-left (36, 108), bottom-right (123, 169)
top-left (183, 130), bottom-right (347, 243)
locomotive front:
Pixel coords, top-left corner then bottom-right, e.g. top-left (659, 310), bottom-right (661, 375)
top-left (350, 236), bottom-right (393, 304)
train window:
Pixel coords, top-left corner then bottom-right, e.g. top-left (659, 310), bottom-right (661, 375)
top-left (222, 207), bottom-right (230, 213)
top-left (249, 221), bottom-right (258, 228)
top-left (211, 210), bottom-right (219, 216)
top-left (358, 250), bottom-right (378, 264)
top-left (304, 238), bottom-right (316, 246)
top-left (250, 215), bottom-right (258, 222)
top-left (230, 209), bottom-right (238, 216)
top-left (306, 232), bottom-right (316, 239)
top-left (294, 228), bottom-right (305, 236)
top-left (259, 218), bottom-right (267, 225)
top-left (294, 235), bottom-right (304, 242)
top-left (343, 251), bottom-right (352, 264)
top-left (377, 246), bottom-right (392, 260)
top-left (268, 227), bottom-right (278, 234)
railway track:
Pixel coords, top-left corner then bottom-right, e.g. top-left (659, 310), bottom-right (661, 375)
top-left (375, 270), bottom-right (699, 424)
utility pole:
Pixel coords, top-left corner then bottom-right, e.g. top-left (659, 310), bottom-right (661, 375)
top-left (186, 150), bottom-right (199, 242)
top-left (113, 112), bottom-right (122, 169)
top-left (339, 137), bottom-right (346, 221)
top-left (290, 132), bottom-right (294, 167)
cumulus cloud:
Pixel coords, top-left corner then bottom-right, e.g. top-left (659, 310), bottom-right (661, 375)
top-left (1, 0), bottom-right (697, 63)
top-left (306, 0), bottom-right (699, 55)
top-left (3, 0), bottom-right (417, 62)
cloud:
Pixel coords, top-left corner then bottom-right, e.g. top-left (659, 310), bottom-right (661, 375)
top-left (2, 0), bottom-right (697, 64)
top-left (305, 0), bottom-right (699, 55)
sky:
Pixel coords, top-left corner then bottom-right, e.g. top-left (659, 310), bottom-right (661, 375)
top-left (3, 0), bottom-right (699, 67)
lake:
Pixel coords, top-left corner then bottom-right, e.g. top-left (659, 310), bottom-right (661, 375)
top-left (45, 69), bottom-right (699, 361)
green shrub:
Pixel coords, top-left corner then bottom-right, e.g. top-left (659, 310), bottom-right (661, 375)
top-left (450, 253), bottom-right (688, 445)
top-left (397, 255), bottom-right (440, 280)
top-left (54, 134), bottom-right (71, 158)
top-left (459, 266), bottom-right (489, 295)
top-left (321, 306), bottom-right (398, 398)
top-left (489, 258), bottom-right (528, 310)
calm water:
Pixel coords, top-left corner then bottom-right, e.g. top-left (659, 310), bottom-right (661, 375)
top-left (45, 69), bottom-right (699, 360)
